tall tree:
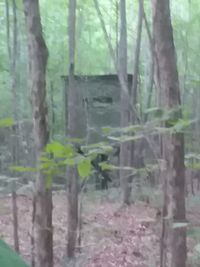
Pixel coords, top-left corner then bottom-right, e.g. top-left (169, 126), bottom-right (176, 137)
top-left (151, 1), bottom-right (187, 267)
top-left (119, 0), bottom-right (131, 205)
top-left (93, 0), bottom-right (140, 204)
top-left (5, 0), bottom-right (20, 167)
top-left (130, 0), bottom-right (143, 192)
top-left (67, 0), bottom-right (79, 259)
top-left (23, 1), bottom-right (53, 267)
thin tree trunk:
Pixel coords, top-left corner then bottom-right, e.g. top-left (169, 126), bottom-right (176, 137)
top-left (5, 0), bottom-right (20, 167)
top-left (67, 0), bottom-right (79, 259)
top-left (93, 0), bottom-right (136, 117)
top-left (93, 0), bottom-right (117, 66)
top-left (143, 10), bottom-right (155, 122)
top-left (138, 8), bottom-right (155, 185)
top-left (151, 1), bottom-right (187, 267)
top-left (115, 0), bottom-right (119, 62)
top-left (118, 0), bottom-right (132, 205)
top-left (12, 185), bottom-right (19, 253)
top-left (93, 0), bottom-right (143, 204)
top-left (5, 0), bottom-right (12, 63)
top-left (131, 0), bottom-right (143, 103)
top-left (130, 0), bottom-right (144, 192)
top-left (23, 1), bottom-right (53, 267)
top-left (11, 0), bottom-right (19, 166)
top-left (31, 195), bottom-right (36, 267)
top-left (50, 81), bottom-right (55, 139)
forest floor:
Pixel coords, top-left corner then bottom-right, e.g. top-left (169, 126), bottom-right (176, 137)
top-left (0, 190), bottom-right (199, 267)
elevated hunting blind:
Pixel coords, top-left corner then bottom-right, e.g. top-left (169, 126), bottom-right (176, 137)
top-left (63, 74), bottom-right (132, 142)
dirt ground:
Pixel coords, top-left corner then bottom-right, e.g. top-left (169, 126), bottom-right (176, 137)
top-left (0, 191), bottom-right (199, 267)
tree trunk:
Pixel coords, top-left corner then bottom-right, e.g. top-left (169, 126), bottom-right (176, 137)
top-left (151, 1), bottom-right (187, 267)
top-left (67, 0), bottom-right (79, 259)
top-left (118, 0), bottom-right (131, 205)
top-left (12, 186), bottom-right (19, 253)
top-left (130, 0), bottom-right (143, 192)
top-left (5, 0), bottom-right (20, 168)
top-left (115, 0), bottom-right (119, 62)
top-left (50, 81), bottom-right (55, 139)
top-left (23, 1), bottom-right (53, 267)
top-left (143, 9), bottom-right (155, 122)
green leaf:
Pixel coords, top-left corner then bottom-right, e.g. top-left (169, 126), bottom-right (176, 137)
top-left (102, 125), bottom-right (143, 135)
top-left (99, 162), bottom-right (111, 170)
top-left (65, 158), bottom-right (75, 165)
top-left (170, 118), bottom-right (197, 133)
top-left (188, 163), bottom-right (200, 169)
top-left (173, 222), bottom-right (188, 229)
top-left (185, 153), bottom-right (200, 160)
top-left (40, 156), bottom-right (52, 162)
top-left (82, 143), bottom-right (113, 155)
top-left (77, 159), bottom-right (91, 178)
top-left (108, 135), bottom-right (143, 142)
top-left (99, 162), bottom-right (136, 172)
top-left (0, 118), bottom-right (14, 128)
top-left (65, 137), bottom-right (83, 143)
top-left (11, 166), bottom-right (37, 173)
top-left (144, 107), bottom-right (164, 117)
top-left (124, 125), bottom-right (144, 133)
top-left (45, 174), bottom-right (53, 189)
top-left (102, 127), bottom-right (112, 134)
top-left (45, 142), bottom-right (74, 158)
top-left (39, 161), bottom-right (53, 170)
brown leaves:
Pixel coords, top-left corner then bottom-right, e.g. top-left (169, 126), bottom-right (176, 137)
top-left (0, 194), bottom-right (159, 267)
top-left (86, 204), bottom-right (158, 267)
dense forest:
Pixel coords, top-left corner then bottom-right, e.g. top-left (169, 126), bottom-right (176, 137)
top-left (0, 0), bottom-right (200, 267)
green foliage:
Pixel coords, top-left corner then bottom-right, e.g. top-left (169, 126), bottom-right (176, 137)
top-left (102, 125), bottom-right (144, 135)
top-left (185, 153), bottom-right (200, 161)
top-left (0, 0), bottom-right (199, 143)
top-left (144, 107), bottom-right (164, 117)
top-left (108, 134), bottom-right (143, 142)
top-left (12, 140), bottom-right (114, 186)
top-left (187, 227), bottom-right (200, 241)
top-left (101, 107), bottom-right (196, 148)
top-left (168, 118), bottom-right (197, 133)
top-left (82, 142), bottom-right (113, 156)
top-left (191, 243), bottom-right (200, 267)
top-left (172, 222), bottom-right (188, 229)
top-left (11, 166), bottom-right (37, 173)
top-left (45, 141), bottom-right (74, 158)
top-left (77, 159), bottom-right (92, 177)
top-left (185, 153), bottom-right (200, 169)
top-left (186, 163), bottom-right (200, 170)
top-left (0, 118), bottom-right (14, 128)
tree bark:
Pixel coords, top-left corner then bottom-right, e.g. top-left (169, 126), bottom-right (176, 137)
top-left (5, 0), bottom-right (20, 167)
top-left (130, 0), bottom-right (144, 192)
top-left (143, 10), bottom-right (155, 122)
top-left (151, 1), bottom-right (187, 267)
top-left (12, 186), bottom-right (19, 253)
top-left (23, 1), bottom-right (53, 267)
top-left (118, 0), bottom-right (132, 205)
top-left (11, 0), bottom-right (20, 167)
top-left (93, 0), bottom-right (142, 205)
top-left (67, 0), bottom-right (79, 259)
top-left (5, 0), bottom-right (12, 63)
